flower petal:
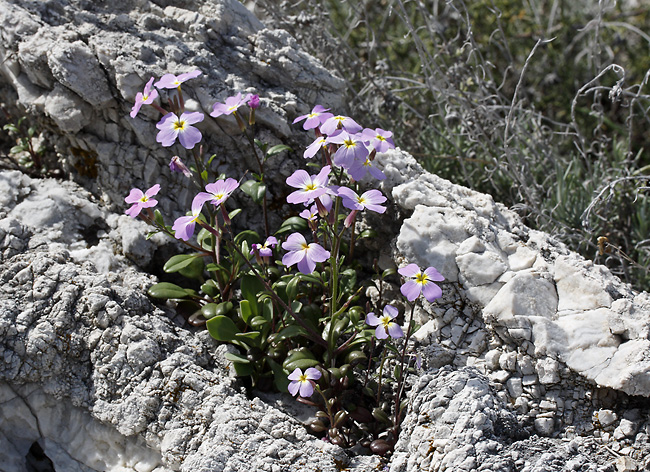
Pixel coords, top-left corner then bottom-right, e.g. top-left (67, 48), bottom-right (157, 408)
top-left (398, 263), bottom-right (420, 277)
top-left (387, 322), bottom-right (404, 339)
top-left (424, 266), bottom-right (445, 282)
top-left (422, 282), bottom-right (443, 302)
top-left (400, 280), bottom-right (422, 301)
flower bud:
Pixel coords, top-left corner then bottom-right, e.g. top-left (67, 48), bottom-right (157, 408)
top-left (169, 156), bottom-right (192, 177)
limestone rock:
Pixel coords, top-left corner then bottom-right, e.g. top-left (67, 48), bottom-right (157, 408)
top-left (0, 0), bottom-right (345, 223)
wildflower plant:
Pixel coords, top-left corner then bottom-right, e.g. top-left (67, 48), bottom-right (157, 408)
top-left (126, 70), bottom-right (444, 454)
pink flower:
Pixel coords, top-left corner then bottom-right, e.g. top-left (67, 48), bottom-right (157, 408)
top-left (320, 115), bottom-right (362, 135)
top-left (304, 136), bottom-right (327, 159)
top-left (248, 94), bottom-right (260, 109)
top-left (154, 70), bottom-right (202, 89)
top-left (361, 128), bottom-right (395, 153)
top-left (210, 92), bottom-right (252, 117)
top-left (286, 166), bottom-right (331, 205)
top-left (287, 367), bottom-right (321, 397)
top-left (172, 195), bottom-right (205, 241)
top-left (282, 232), bottom-right (330, 275)
top-left (293, 105), bottom-right (334, 130)
top-left (124, 184), bottom-right (160, 218)
top-left (326, 130), bottom-right (369, 168)
top-left (398, 264), bottom-right (444, 302)
top-left (366, 305), bottom-right (403, 340)
top-left (196, 178), bottom-right (239, 207)
top-left (250, 236), bottom-right (278, 264)
top-left (347, 157), bottom-right (386, 181)
top-left (130, 77), bottom-right (159, 119)
top-left (337, 187), bottom-right (387, 213)
top-left (156, 112), bottom-right (204, 149)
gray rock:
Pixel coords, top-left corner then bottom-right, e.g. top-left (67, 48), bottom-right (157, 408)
top-left (0, 0), bottom-right (345, 226)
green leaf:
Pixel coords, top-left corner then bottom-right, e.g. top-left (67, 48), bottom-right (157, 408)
top-left (200, 170), bottom-right (208, 182)
top-left (283, 348), bottom-right (318, 372)
top-left (10, 144), bottom-right (27, 154)
top-left (207, 154), bottom-right (218, 166)
top-left (240, 180), bottom-right (266, 204)
top-left (206, 315), bottom-right (241, 342)
top-left (179, 256), bottom-right (205, 280)
top-left (382, 268), bottom-right (397, 279)
top-left (163, 254), bottom-right (201, 273)
top-left (276, 216), bottom-right (308, 235)
top-left (235, 230), bottom-right (260, 247)
top-left (235, 331), bottom-right (261, 344)
top-left (266, 144), bottom-right (292, 157)
top-left (340, 268), bottom-right (357, 295)
top-left (201, 280), bottom-right (219, 298)
top-left (372, 407), bottom-right (392, 425)
top-left (3, 124), bottom-right (19, 133)
top-left (345, 350), bottom-right (367, 364)
top-left (197, 228), bottom-right (215, 250)
top-left (154, 209), bottom-right (165, 227)
top-left (229, 208), bottom-right (242, 220)
top-left (284, 358), bottom-right (320, 371)
top-left (147, 282), bottom-right (190, 299)
top-left (275, 325), bottom-right (307, 343)
top-left (249, 315), bottom-right (269, 327)
top-left (240, 300), bottom-right (254, 325)
top-left (358, 229), bottom-right (378, 239)
top-left (224, 351), bottom-right (250, 364)
top-left (286, 276), bottom-right (301, 301)
top-left (254, 139), bottom-right (268, 154)
top-left (268, 358), bottom-right (290, 392)
top-left (241, 275), bottom-right (264, 315)
top-left (201, 301), bottom-right (233, 319)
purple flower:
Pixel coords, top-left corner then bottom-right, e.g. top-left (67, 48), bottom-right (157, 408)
top-left (154, 70), bottom-right (202, 89)
top-left (172, 194), bottom-right (205, 241)
top-left (320, 115), bottom-right (362, 135)
top-left (304, 136), bottom-right (327, 159)
top-left (337, 187), bottom-right (387, 213)
top-left (326, 131), bottom-right (369, 168)
top-left (287, 367), bottom-right (321, 397)
top-left (299, 205), bottom-right (318, 222)
top-left (251, 236), bottom-right (278, 258)
top-left (361, 128), bottom-right (395, 153)
top-left (286, 166), bottom-right (331, 205)
top-left (196, 178), bottom-right (239, 207)
top-left (124, 184), bottom-right (160, 218)
top-left (293, 105), bottom-right (334, 130)
top-left (398, 264), bottom-right (444, 302)
top-left (348, 157), bottom-right (386, 181)
top-left (282, 232), bottom-right (330, 274)
top-left (210, 92), bottom-right (252, 118)
top-left (248, 94), bottom-right (260, 109)
top-left (169, 156), bottom-right (192, 177)
top-left (156, 112), bottom-right (204, 149)
top-left (130, 77), bottom-right (159, 119)
top-left (366, 305), bottom-right (403, 340)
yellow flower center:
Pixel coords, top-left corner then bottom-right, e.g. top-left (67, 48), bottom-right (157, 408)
top-left (380, 315), bottom-right (392, 328)
top-left (415, 272), bottom-right (429, 285)
top-left (298, 373), bottom-right (308, 382)
top-left (377, 135), bottom-right (386, 141)
top-left (139, 195), bottom-right (149, 203)
top-left (308, 112), bottom-right (319, 118)
top-left (301, 243), bottom-right (310, 251)
top-left (174, 120), bottom-right (187, 131)
top-left (305, 183), bottom-right (317, 191)
top-left (343, 138), bottom-right (356, 148)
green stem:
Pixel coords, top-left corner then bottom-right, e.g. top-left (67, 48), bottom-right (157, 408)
top-left (223, 235), bottom-right (327, 348)
top-left (393, 303), bottom-right (416, 427)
